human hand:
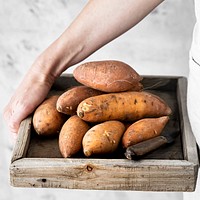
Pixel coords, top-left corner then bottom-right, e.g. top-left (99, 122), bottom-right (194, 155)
top-left (3, 66), bottom-right (55, 138)
top-left (3, 0), bottom-right (163, 140)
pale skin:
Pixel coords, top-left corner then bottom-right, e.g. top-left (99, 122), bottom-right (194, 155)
top-left (3, 0), bottom-right (164, 136)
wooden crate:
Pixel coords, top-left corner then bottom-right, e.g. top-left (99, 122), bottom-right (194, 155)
top-left (10, 75), bottom-right (199, 191)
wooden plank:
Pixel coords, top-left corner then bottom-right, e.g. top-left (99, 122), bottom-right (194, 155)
top-left (27, 133), bottom-right (62, 158)
top-left (177, 77), bottom-right (199, 166)
top-left (10, 158), bottom-right (196, 191)
top-left (141, 75), bottom-right (178, 91)
top-left (9, 76), bottom-right (199, 191)
top-left (27, 132), bottom-right (183, 160)
top-left (11, 116), bottom-right (32, 163)
top-left (27, 77), bottom-right (183, 160)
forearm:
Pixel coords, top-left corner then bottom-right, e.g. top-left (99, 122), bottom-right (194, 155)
top-left (34, 0), bottom-right (164, 79)
top-left (3, 0), bottom-right (164, 134)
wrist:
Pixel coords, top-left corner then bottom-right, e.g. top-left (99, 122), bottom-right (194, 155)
top-left (27, 60), bottom-right (56, 90)
top-left (35, 34), bottom-right (84, 78)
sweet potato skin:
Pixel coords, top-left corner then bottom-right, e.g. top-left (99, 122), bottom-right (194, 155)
top-left (122, 116), bottom-right (169, 148)
top-left (77, 91), bottom-right (172, 123)
top-left (33, 95), bottom-right (66, 136)
top-left (73, 60), bottom-right (143, 92)
top-left (82, 121), bottom-right (125, 157)
top-left (59, 115), bottom-right (90, 158)
top-left (57, 86), bottom-right (103, 115)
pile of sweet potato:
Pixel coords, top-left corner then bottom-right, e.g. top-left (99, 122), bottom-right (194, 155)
top-left (32, 60), bottom-right (172, 158)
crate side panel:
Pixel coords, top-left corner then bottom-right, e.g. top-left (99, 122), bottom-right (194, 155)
top-left (10, 158), bottom-right (196, 191)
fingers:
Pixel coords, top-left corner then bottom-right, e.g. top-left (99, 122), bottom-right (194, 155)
top-left (3, 103), bottom-right (20, 134)
top-left (3, 96), bottom-right (31, 135)
top-left (3, 67), bottom-right (54, 140)
top-left (3, 104), bottom-right (19, 144)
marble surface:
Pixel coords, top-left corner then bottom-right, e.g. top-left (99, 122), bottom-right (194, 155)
top-left (0, 0), bottom-right (195, 199)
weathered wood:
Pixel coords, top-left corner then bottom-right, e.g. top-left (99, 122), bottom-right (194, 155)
top-left (27, 132), bottom-right (62, 158)
top-left (11, 116), bottom-right (32, 163)
top-left (10, 158), bottom-right (196, 191)
top-left (9, 75), bottom-right (199, 191)
top-left (176, 77), bottom-right (199, 184)
top-left (177, 78), bottom-right (199, 164)
top-left (141, 75), bottom-right (178, 91)
top-left (27, 76), bottom-right (182, 160)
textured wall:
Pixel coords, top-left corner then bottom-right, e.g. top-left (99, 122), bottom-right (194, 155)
top-left (0, 0), bottom-right (195, 200)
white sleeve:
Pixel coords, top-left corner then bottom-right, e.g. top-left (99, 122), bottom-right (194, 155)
top-left (187, 57), bottom-right (200, 147)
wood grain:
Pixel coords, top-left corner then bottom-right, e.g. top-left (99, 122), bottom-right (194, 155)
top-left (11, 116), bottom-right (32, 163)
top-left (177, 77), bottom-right (199, 165)
top-left (10, 75), bottom-right (199, 191)
top-left (10, 158), bottom-right (196, 191)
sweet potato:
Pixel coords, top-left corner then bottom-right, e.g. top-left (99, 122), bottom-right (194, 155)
top-left (122, 116), bottom-right (169, 148)
top-left (82, 121), bottom-right (125, 157)
top-left (77, 91), bottom-right (172, 123)
top-left (59, 115), bottom-right (90, 158)
top-left (56, 86), bottom-right (103, 115)
top-left (33, 95), bottom-right (66, 136)
top-left (73, 60), bottom-right (143, 92)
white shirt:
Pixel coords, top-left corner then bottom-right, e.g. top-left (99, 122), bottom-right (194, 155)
top-left (187, 0), bottom-right (200, 147)
top-left (190, 0), bottom-right (200, 64)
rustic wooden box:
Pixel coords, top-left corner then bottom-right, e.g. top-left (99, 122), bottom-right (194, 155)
top-left (10, 75), bottom-right (199, 192)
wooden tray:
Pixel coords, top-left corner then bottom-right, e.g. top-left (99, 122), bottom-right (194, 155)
top-left (10, 75), bottom-right (199, 191)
